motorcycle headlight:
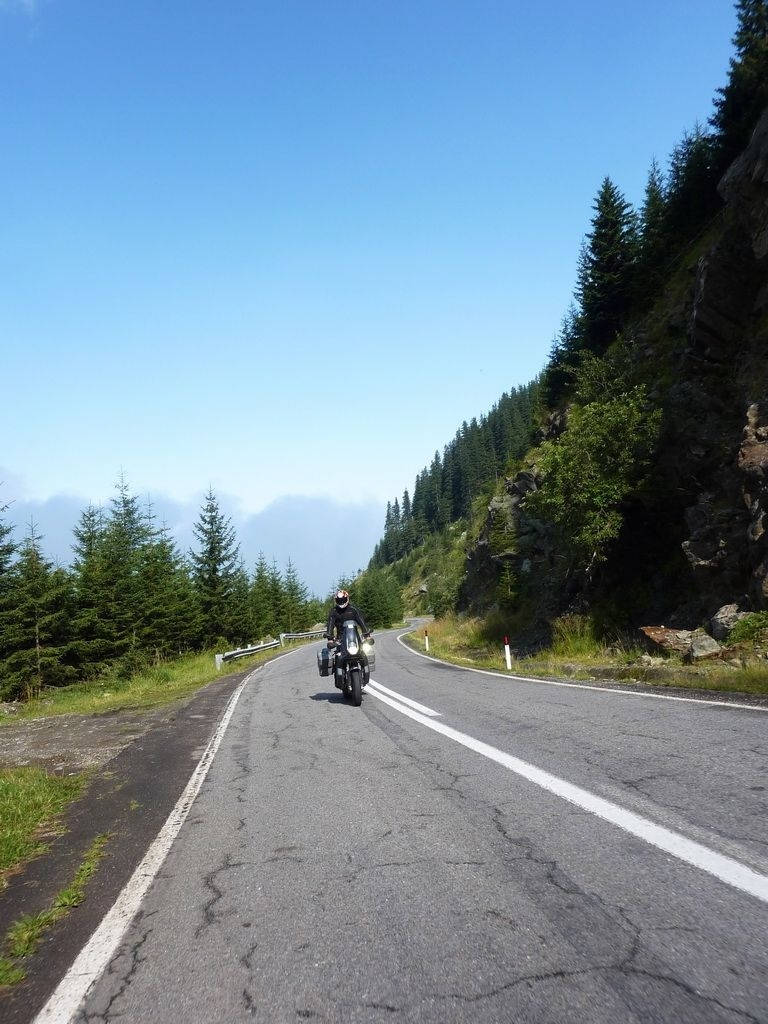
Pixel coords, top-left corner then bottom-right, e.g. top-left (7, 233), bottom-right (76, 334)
top-left (362, 642), bottom-right (372, 654)
top-left (347, 640), bottom-right (359, 655)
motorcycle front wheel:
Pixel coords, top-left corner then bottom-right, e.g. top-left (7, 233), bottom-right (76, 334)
top-left (350, 666), bottom-right (362, 707)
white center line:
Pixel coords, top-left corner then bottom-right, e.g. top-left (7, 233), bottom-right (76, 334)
top-left (367, 685), bottom-right (768, 905)
top-left (367, 678), bottom-right (440, 717)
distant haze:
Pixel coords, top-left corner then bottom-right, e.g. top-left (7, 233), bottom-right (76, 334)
top-left (3, 489), bottom-right (384, 598)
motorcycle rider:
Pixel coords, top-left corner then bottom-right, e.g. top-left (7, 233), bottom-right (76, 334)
top-left (326, 589), bottom-right (374, 687)
top-left (325, 589), bottom-right (373, 644)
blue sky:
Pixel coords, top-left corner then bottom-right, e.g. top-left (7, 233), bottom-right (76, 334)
top-left (1, 0), bottom-right (737, 590)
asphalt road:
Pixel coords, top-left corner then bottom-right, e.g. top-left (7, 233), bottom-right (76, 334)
top-left (53, 630), bottom-right (768, 1023)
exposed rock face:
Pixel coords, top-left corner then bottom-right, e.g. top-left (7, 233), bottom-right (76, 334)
top-left (739, 401), bottom-right (768, 602)
top-left (720, 107), bottom-right (768, 261)
top-left (460, 109), bottom-right (768, 628)
top-left (536, 408), bottom-right (570, 443)
top-left (671, 109), bottom-right (768, 619)
top-left (710, 603), bottom-right (749, 642)
top-left (459, 469), bottom-right (551, 612)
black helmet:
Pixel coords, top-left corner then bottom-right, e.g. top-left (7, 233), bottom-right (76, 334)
top-left (335, 589), bottom-right (350, 610)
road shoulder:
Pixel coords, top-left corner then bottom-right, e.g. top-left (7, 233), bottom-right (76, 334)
top-left (0, 662), bottom-right (257, 1024)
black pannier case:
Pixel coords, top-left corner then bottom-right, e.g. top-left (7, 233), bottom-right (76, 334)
top-left (317, 647), bottom-right (333, 677)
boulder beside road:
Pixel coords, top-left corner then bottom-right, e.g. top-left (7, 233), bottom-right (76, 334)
top-left (640, 625), bottom-right (724, 661)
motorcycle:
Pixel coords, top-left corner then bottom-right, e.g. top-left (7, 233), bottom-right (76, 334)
top-left (326, 621), bottom-right (374, 707)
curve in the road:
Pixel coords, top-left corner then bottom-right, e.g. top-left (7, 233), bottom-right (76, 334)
top-left (397, 631), bottom-right (768, 713)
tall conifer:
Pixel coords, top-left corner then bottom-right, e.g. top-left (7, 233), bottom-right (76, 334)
top-left (250, 553), bottom-right (274, 639)
top-left (283, 558), bottom-right (309, 632)
top-left (712, 0), bottom-right (768, 174)
top-left (576, 177), bottom-right (638, 355)
top-left (0, 523), bottom-right (76, 700)
top-left (189, 489), bottom-right (240, 645)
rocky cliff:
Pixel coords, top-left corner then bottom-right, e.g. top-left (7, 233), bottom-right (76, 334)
top-left (461, 108), bottom-right (768, 634)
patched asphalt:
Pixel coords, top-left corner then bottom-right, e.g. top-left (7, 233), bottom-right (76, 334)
top-left (49, 631), bottom-right (768, 1024)
top-left (0, 659), bottom-right (265, 1024)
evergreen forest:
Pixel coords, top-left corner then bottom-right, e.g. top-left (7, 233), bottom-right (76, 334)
top-left (0, 479), bottom-right (326, 702)
top-left (367, 1), bottom-right (768, 639)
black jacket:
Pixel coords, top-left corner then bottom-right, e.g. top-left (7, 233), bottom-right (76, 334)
top-left (326, 603), bottom-right (370, 641)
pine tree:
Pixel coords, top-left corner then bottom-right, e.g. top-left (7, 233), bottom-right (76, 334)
top-left (0, 498), bottom-right (15, 577)
top-left (637, 159), bottom-right (668, 300)
top-left (576, 177), bottom-right (638, 355)
top-left (96, 475), bottom-right (151, 661)
top-left (137, 525), bottom-right (200, 657)
top-left (0, 523), bottom-right (76, 701)
top-left (250, 552), bottom-right (274, 639)
top-left (283, 558), bottom-right (309, 632)
top-left (227, 563), bottom-right (252, 645)
top-left (400, 488), bottom-right (415, 555)
top-left (712, 0), bottom-right (768, 174)
top-left (189, 489), bottom-right (240, 645)
top-left (664, 125), bottom-right (718, 243)
top-left (267, 561), bottom-right (286, 633)
top-left (70, 504), bottom-right (112, 673)
top-left (0, 497), bottom-right (17, 670)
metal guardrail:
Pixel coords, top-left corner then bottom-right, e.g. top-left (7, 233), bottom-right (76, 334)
top-left (214, 630), bottom-right (326, 671)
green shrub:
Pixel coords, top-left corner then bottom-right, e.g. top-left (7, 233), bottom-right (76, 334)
top-left (526, 387), bottom-right (661, 565)
top-left (729, 612), bottom-right (768, 645)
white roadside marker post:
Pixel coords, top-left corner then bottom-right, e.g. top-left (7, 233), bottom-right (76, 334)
top-left (424, 629), bottom-right (429, 653)
top-left (215, 653), bottom-right (223, 672)
top-left (504, 635), bottom-right (512, 671)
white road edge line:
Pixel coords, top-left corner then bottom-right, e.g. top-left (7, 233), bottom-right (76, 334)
top-left (397, 632), bottom-right (768, 713)
top-left (366, 686), bottom-right (768, 904)
top-left (33, 646), bottom-right (307, 1024)
top-left (367, 678), bottom-right (440, 717)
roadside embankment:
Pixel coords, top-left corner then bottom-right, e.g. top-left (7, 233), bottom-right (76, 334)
top-left (405, 615), bottom-right (768, 699)
top-left (0, 640), bottom-right (319, 1009)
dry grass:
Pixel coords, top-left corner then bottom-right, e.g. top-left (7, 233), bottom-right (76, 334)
top-left (409, 615), bottom-right (768, 697)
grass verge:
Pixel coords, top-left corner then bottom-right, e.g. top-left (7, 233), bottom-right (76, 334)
top-left (0, 834), bottom-right (109, 987)
top-left (0, 640), bottom-right (315, 725)
top-left (0, 768), bottom-right (86, 892)
top-left (408, 615), bottom-right (768, 697)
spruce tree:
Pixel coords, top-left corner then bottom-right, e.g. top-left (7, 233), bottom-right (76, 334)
top-left (137, 525), bottom-right (200, 657)
top-left (0, 498), bottom-right (15, 577)
top-left (250, 552), bottom-right (274, 639)
top-left (576, 177), bottom-right (638, 355)
top-left (0, 523), bottom-right (76, 701)
top-left (227, 563), bottom-right (252, 645)
top-left (267, 561), bottom-right (286, 633)
top-left (96, 475), bottom-right (150, 661)
top-left (283, 558), bottom-right (309, 632)
top-left (189, 489), bottom-right (240, 645)
top-left (637, 159), bottom-right (668, 301)
top-left (0, 498), bottom-right (17, 671)
top-left (70, 504), bottom-right (112, 673)
top-left (712, 0), bottom-right (768, 174)
top-left (664, 125), bottom-right (718, 244)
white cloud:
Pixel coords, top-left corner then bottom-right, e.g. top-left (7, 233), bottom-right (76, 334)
top-left (2, 486), bottom-right (384, 596)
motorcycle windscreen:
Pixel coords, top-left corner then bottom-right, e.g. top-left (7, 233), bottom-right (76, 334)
top-left (342, 619), bottom-right (360, 655)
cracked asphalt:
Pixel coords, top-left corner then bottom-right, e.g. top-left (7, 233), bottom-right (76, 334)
top-left (72, 630), bottom-right (768, 1023)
